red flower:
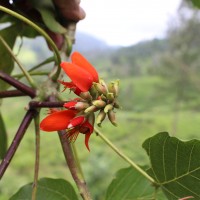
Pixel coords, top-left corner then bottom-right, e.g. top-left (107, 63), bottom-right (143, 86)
top-left (60, 52), bottom-right (99, 93)
top-left (40, 109), bottom-right (94, 151)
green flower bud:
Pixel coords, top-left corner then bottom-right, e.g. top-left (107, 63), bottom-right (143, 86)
top-left (94, 82), bottom-right (107, 95)
top-left (113, 101), bottom-right (121, 109)
top-left (84, 105), bottom-right (97, 113)
top-left (96, 109), bottom-right (106, 127)
top-left (108, 80), bottom-right (119, 97)
top-left (106, 93), bottom-right (115, 102)
top-left (104, 104), bottom-right (113, 113)
top-left (90, 84), bottom-right (99, 99)
top-left (79, 91), bottom-right (92, 101)
top-left (92, 100), bottom-right (106, 108)
top-left (108, 110), bottom-right (117, 126)
top-left (100, 94), bottom-right (107, 101)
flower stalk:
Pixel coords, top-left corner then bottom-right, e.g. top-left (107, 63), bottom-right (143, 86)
top-left (32, 112), bottom-right (41, 200)
top-left (94, 127), bottom-right (156, 185)
top-left (58, 130), bottom-right (92, 200)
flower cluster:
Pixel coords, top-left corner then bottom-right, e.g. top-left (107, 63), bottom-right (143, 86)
top-left (40, 52), bottom-right (120, 151)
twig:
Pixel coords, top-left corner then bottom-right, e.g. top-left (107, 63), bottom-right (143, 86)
top-left (32, 112), bottom-right (41, 200)
top-left (0, 71), bottom-right (36, 98)
top-left (94, 127), bottom-right (157, 185)
top-left (58, 130), bottom-right (92, 200)
top-left (29, 101), bottom-right (65, 108)
top-left (0, 90), bottom-right (27, 98)
top-left (0, 109), bottom-right (38, 179)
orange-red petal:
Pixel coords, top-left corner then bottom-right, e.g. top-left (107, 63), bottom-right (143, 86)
top-left (81, 121), bottom-right (94, 151)
top-left (40, 110), bottom-right (77, 132)
top-left (71, 52), bottom-right (99, 83)
top-left (60, 62), bottom-right (94, 92)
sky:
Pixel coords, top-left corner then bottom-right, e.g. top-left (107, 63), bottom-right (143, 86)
top-left (77, 0), bottom-right (182, 46)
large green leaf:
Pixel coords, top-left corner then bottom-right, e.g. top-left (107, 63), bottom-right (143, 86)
top-left (0, 24), bottom-right (19, 91)
top-left (9, 178), bottom-right (79, 200)
top-left (143, 132), bottom-right (200, 199)
top-left (105, 166), bottom-right (160, 200)
top-left (0, 111), bottom-right (7, 159)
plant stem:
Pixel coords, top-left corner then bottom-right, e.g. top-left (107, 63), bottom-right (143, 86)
top-left (13, 72), bottom-right (49, 79)
top-left (0, 90), bottom-right (27, 98)
top-left (29, 57), bottom-right (55, 72)
top-left (58, 130), bottom-right (92, 200)
top-left (0, 35), bottom-right (36, 88)
top-left (0, 6), bottom-right (61, 66)
top-left (94, 127), bottom-right (156, 185)
top-left (32, 112), bottom-right (40, 200)
top-left (0, 109), bottom-right (38, 179)
top-left (0, 71), bottom-right (36, 98)
top-left (29, 101), bottom-right (65, 108)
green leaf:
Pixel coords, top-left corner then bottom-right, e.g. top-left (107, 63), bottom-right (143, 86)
top-left (37, 7), bottom-right (67, 34)
top-left (105, 166), bottom-right (159, 200)
top-left (191, 0), bottom-right (200, 8)
top-left (31, 0), bottom-right (67, 34)
top-left (0, 111), bottom-right (7, 159)
top-left (142, 132), bottom-right (200, 199)
top-left (0, 25), bottom-right (19, 91)
top-left (9, 178), bottom-right (79, 200)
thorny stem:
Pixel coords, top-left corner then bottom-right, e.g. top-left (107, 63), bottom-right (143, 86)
top-left (0, 90), bottom-right (27, 98)
top-left (0, 71), bottom-right (36, 98)
top-left (58, 130), bottom-right (92, 200)
top-left (0, 109), bottom-right (38, 179)
top-left (0, 6), bottom-right (61, 68)
top-left (0, 35), bottom-right (36, 88)
top-left (32, 112), bottom-right (40, 200)
top-left (94, 127), bottom-right (157, 185)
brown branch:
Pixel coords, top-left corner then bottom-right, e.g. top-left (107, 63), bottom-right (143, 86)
top-left (0, 109), bottom-right (38, 179)
top-left (0, 71), bottom-right (36, 98)
top-left (58, 130), bottom-right (92, 200)
top-left (29, 101), bottom-right (65, 108)
top-left (0, 90), bottom-right (27, 98)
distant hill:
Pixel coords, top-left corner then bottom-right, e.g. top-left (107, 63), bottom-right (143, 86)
top-left (73, 32), bottom-right (111, 55)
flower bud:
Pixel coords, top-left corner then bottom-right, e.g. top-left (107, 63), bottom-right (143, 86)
top-left (108, 80), bottom-right (119, 97)
top-left (104, 104), bottom-right (113, 113)
top-left (99, 79), bottom-right (108, 91)
top-left (79, 91), bottom-right (92, 101)
top-left (96, 110), bottom-right (106, 127)
top-left (84, 105), bottom-right (97, 113)
top-left (106, 93), bottom-right (115, 102)
top-left (89, 84), bottom-right (99, 99)
top-left (92, 100), bottom-right (106, 108)
top-left (64, 101), bottom-right (90, 110)
top-left (94, 82), bottom-right (107, 95)
top-left (108, 110), bottom-right (117, 126)
top-left (100, 94), bottom-right (107, 101)
top-left (113, 101), bottom-right (121, 109)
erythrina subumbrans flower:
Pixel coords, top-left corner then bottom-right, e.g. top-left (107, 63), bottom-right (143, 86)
top-left (40, 52), bottom-right (120, 151)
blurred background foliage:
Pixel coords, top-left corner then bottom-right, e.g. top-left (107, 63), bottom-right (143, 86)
top-left (1, 0), bottom-right (200, 199)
